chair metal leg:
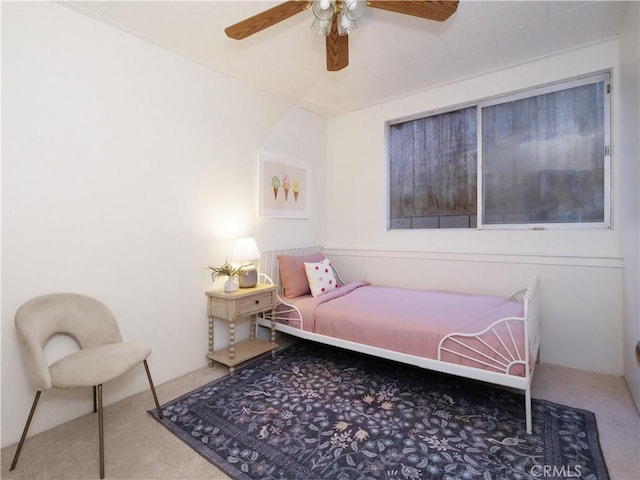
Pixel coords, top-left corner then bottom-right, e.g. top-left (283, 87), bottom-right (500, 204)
top-left (10, 390), bottom-right (42, 471)
top-left (13, 371), bottom-right (157, 479)
top-left (143, 359), bottom-right (163, 419)
top-left (97, 384), bottom-right (105, 479)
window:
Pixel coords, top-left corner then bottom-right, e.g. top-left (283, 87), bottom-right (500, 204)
top-left (388, 72), bottom-right (611, 229)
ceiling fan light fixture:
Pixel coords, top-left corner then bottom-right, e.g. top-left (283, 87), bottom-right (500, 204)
top-left (337, 12), bottom-right (356, 36)
top-left (311, 17), bottom-right (332, 36)
top-left (345, 0), bottom-right (365, 20)
top-left (312, 0), bottom-right (335, 20)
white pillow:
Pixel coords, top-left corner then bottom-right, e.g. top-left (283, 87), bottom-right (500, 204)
top-left (304, 258), bottom-right (339, 297)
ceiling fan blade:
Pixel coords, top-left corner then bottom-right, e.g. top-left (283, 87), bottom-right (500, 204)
top-left (366, 0), bottom-right (459, 22)
top-left (326, 15), bottom-right (349, 71)
top-left (225, 0), bottom-right (312, 40)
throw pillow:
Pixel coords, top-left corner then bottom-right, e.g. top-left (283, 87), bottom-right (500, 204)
top-left (304, 258), bottom-right (339, 297)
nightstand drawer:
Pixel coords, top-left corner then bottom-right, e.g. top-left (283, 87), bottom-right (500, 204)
top-left (237, 291), bottom-right (274, 316)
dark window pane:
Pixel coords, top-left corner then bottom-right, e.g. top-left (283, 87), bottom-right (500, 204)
top-left (482, 82), bottom-right (605, 224)
top-left (389, 107), bottom-right (477, 229)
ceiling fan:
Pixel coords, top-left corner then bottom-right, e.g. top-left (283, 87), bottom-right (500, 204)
top-left (225, 0), bottom-right (459, 72)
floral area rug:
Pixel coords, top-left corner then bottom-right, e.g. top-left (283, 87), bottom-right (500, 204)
top-left (149, 342), bottom-right (609, 480)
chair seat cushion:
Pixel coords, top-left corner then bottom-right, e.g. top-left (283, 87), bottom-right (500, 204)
top-left (49, 342), bottom-right (151, 388)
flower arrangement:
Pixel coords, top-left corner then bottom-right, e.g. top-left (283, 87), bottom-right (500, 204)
top-left (207, 261), bottom-right (244, 282)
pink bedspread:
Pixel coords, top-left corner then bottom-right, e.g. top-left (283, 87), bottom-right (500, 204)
top-left (285, 282), bottom-right (527, 376)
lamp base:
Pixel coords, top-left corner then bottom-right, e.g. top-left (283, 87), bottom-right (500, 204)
top-left (238, 267), bottom-right (258, 288)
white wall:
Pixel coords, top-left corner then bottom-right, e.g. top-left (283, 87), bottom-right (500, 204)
top-left (1, 2), bottom-right (325, 447)
top-left (619, 1), bottom-right (640, 412)
top-left (325, 40), bottom-right (626, 375)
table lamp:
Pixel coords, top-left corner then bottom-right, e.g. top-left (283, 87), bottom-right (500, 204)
top-left (230, 237), bottom-right (260, 288)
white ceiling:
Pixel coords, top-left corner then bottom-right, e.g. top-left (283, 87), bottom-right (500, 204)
top-left (63, 1), bottom-right (630, 116)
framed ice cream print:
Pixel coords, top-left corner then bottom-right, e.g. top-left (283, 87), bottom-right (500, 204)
top-left (258, 151), bottom-right (310, 218)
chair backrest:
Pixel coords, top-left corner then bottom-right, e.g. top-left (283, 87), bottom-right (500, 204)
top-left (15, 293), bottom-right (123, 391)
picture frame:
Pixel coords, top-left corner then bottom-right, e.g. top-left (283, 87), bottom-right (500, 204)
top-left (258, 151), bottom-right (310, 218)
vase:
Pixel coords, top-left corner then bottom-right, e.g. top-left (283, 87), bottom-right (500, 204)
top-left (224, 276), bottom-right (239, 292)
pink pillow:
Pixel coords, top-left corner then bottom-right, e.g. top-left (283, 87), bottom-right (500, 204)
top-left (278, 252), bottom-right (325, 298)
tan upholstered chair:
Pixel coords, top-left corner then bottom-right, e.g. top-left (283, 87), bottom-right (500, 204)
top-left (10, 293), bottom-right (163, 479)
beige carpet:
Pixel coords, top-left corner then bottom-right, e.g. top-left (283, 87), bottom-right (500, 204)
top-left (2, 344), bottom-right (639, 480)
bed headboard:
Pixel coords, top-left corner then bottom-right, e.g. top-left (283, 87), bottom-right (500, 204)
top-left (259, 245), bottom-right (324, 290)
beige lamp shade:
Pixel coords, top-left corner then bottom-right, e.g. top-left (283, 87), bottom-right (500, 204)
top-left (230, 237), bottom-right (260, 262)
top-left (231, 237), bottom-right (260, 288)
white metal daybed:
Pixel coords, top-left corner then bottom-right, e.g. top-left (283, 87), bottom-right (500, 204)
top-left (256, 246), bottom-right (541, 434)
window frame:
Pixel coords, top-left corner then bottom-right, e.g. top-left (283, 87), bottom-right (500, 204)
top-left (386, 70), bottom-right (612, 231)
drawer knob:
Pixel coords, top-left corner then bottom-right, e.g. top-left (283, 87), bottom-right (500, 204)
top-left (255, 300), bottom-right (260, 304)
